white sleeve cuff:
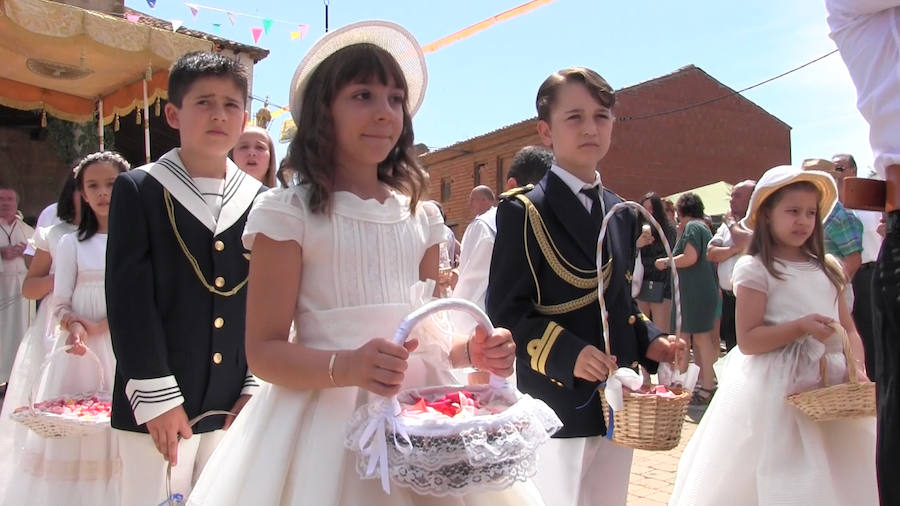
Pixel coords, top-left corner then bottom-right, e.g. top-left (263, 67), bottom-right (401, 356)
top-left (125, 376), bottom-right (185, 426)
top-left (241, 372), bottom-right (261, 396)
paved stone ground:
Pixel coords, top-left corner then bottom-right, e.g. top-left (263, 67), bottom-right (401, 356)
top-left (626, 406), bottom-right (705, 505)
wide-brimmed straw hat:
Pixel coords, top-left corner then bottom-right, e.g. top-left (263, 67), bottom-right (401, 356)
top-left (288, 20), bottom-right (428, 124)
top-left (740, 165), bottom-right (838, 229)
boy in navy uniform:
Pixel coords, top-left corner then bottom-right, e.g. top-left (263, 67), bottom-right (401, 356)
top-left (487, 68), bottom-right (684, 505)
top-left (106, 52), bottom-right (263, 504)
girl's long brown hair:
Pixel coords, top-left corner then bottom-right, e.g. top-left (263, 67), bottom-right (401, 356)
top-left (286, 43), bottom-right (427, 214)
top-left (746, 181), bottom-right (844, 292)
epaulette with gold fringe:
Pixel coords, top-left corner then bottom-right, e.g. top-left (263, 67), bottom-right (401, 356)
top-left (499, 184), bottom-right (534, 200)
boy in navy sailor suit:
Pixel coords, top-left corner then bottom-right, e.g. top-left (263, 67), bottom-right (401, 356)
top-left (487, 68), bottom-right (686, 506)
top-left (106, 52), bottom-right (263, 504)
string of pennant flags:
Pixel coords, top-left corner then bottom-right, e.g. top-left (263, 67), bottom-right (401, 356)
top-left (137, 0), bottom-right (309, 43)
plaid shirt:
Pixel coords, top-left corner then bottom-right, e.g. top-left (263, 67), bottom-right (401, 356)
top-left (823, 201), bottom-right (864, 258)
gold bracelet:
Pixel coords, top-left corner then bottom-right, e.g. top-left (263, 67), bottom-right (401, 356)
top-left (328, 352), bottom-right (338, 387)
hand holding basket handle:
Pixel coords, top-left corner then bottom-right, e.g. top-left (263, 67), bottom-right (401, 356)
top-left (391, 297), bottom-right (513, 392)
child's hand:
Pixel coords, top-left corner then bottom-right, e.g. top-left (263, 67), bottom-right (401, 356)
top-left (574, 345), bottom-right (617, 382)
top-left (65, 322), bottom-right (88, 356)
top-left (223, 394), bottom-right (251, 430)
top-left (145, 405), bottom-right (192, 466)
top-left (349, 338), bottom-right (419, 397)
top-left (654, 258), bottom-right (670, 271)
top-left (647, 335), bottom-right (688, 369)
top-left (796, 314), bottom-right (835, 341)
top-left (469, 327), bottom-right (515, 377)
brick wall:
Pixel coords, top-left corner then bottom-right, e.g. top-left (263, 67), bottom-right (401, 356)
top-left (0, 127), bottom-right (68, 221)
top-left (421, 66), bottom-right (791, 238)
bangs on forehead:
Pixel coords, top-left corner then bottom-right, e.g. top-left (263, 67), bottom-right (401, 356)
top-left (332, 43), bottom-right (408, 92)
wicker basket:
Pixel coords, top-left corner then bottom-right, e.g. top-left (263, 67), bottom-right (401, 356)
top-left (10, 345), bottom-right (110, 439)
top-left (786, 323), bottom-right (876, 421)
top-left (596, 202), bottom-right (689, 451)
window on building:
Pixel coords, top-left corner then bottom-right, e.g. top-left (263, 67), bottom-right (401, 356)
top-left (441, 177), bottom-right (451, 202)
top-left (474, 163), bottom-right (485, 186)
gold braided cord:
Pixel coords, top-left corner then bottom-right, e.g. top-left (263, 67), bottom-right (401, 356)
top-left (534, 289), bottom-right (599, 315)
top-left (164, 189), bottom-right (248, 297)
top-left (517, 195), bottom-right (596, 276)
top-left (515, 195), bottom-right (613, 290)
top-left (523, 200), bottom-right (542, 304)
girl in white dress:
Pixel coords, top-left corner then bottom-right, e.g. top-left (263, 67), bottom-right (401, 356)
top-left (670, 165), bottom-right (878, 505)
top-left (0, 175), bottom-right (80, 496)
top-left (2, 152), bottom-right (129, 505)
top-left (188, 21), bottom-right (542, 506)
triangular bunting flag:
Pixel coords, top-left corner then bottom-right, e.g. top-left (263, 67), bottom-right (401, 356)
top-left (298, 24), bottom-right (308, 38)
top-left (262, 18), bottom-right (273, 34)
top-left (227, 12), bottom-right (235, 25)
top-left (171, 19), bottom-right (183, 32)
top-left (186, 3), bottom-right (199, 17)
top-left (290, 31), bottom-right (300, 40)
top-left (126, 13), bottom-right (141, 23)
top-left (212, 23), bottom-right (221, 33)
top-left (146, 0), bottom-right (156, 8)
top-left (251, 26), bottom-right (263, 43)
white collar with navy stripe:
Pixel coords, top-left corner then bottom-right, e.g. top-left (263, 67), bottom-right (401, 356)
top-left (137, 149), bottom-right (262, 236)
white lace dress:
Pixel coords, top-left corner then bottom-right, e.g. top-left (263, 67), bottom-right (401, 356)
top-left (1, 232), bottom-right (118, 505)
top-left (188, 185), bottom-right (543, 506)
top-left (670, 255), bottom-right (877, 506)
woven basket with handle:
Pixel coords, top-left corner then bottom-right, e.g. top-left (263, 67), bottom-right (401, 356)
top-left (597, 202), bottom-right (691, 451)
top-left (10, 345), bottom-right (110, 439)
top-left (786, 323), bottom-right (876, 421)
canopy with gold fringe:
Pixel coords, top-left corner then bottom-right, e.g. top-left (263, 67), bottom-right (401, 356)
top-left (0, 0), bottom-right (212, 125)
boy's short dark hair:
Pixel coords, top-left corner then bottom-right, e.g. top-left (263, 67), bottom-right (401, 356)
top-left (507, 146), bottom-right (554, 186)
top-left (168, 51), bottom-right (249, 108)
top-left (536, 67), bottom-right (615, 121)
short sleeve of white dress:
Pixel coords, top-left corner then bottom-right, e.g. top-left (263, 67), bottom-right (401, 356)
top-left (732, 255), bottom-right (768, 294)
top-left (417, 199), bottom-right (445, 249)
top-left (243, 187), bottom-right (307, 250)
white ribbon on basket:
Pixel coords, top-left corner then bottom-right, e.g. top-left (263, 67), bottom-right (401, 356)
top-left (603, 368), bottom-right (645, 411)
top-left (354, 297), bottom-right (509, 494)
top-left (356, 400), bottom-right (412, 493)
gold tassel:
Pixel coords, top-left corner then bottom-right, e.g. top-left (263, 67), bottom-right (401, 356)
top-left (114, 114), bottom-right (120, 131)
top-left (40, 110), bottom-right (47, 127)
top-left (136, 108), bottom-right (142, 124)
top-left (154, 97), bottom-right (160, 116)
top-left (145, 64), bottom-right (153, 82)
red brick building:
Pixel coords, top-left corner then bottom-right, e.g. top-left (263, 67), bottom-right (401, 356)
top-left (421, 65), bottom-right (791, 234)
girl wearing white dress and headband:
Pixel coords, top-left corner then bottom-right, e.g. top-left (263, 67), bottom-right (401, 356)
top-left (3, 152), bottom-right (128, 505)
top-left (670, 165), bottom-right (877, 505)
top-left (188, 21), bottom-right (542, 505)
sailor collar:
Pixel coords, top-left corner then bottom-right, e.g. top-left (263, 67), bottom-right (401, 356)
top-left (139, 149), bottom-right (261, 236)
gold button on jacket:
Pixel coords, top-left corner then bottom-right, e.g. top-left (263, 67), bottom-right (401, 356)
top-left (628, 315), bottom-right (637, 325)
top-left (213, 317), bottom-right (224, 329)
top-left (212, 352), bottom-right (223, 364)
top-left (214, 240), bottom-right (225, 251)
top-left (214, 276), bottom-right (225, 288)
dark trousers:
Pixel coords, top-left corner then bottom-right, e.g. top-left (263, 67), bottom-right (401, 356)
top-left (852, 263), bottom-right (877, 379)
top-left (720, 290), bottom-right (737, 351)
top-left (875, 211), bottom-right (900, 505)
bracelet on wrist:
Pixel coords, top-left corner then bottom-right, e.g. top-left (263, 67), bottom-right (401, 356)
top-left (328, 352), bottom-right (339, 387)
top-left (465, 337), bottom-right (473, 367)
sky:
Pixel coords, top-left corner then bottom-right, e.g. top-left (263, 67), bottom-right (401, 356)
top-left (124, 0), bottom-right (877, 177)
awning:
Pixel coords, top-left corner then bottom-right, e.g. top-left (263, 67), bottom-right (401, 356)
top-left (665, 181), bottom-right (734, 217)
top-left (0, 0), bottom-right (212, 124)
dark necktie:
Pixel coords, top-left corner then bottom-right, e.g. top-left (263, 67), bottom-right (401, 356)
top-left (580, 186), bottom-right (604, 226)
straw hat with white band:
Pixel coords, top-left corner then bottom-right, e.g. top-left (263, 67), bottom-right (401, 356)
top-left (740, 165), bottom-right (838, 230)
top-left (288, 20), bottom-right (428, 124)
